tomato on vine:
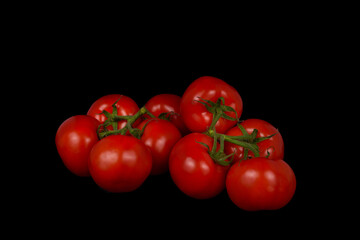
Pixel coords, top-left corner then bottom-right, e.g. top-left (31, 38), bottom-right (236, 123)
top-left (169, 133), bottom-right (231, 199)
top-left (55, 115), bottom-right (100, 176)
top-left (88, 135), bottom-right (152, 193)
top-left (226, 157), bottom-right (296, 211)
top-left (224, 119), bottom-right (284, 163)
top-left (136, 118), bottom-right (182, 175)
top-left (87, 94), bottom-right (140, 130)
top-left (180, 76), bottom-right (243, 133)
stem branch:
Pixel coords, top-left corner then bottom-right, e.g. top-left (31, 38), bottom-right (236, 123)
top-left (207, 129), bottom-right (260, 157)
top-left (98, 106), bottom-right (155, 139)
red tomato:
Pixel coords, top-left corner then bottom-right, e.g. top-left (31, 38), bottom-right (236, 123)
top-left (226, 157), bottom-right (296, 211)
top-left (169, 133), bottom-right (229, 199)
top-left (180, 76), bottom-right (243, 133)
top-left (88, 135), bottom-right (152, 193)
top-left (224, 119), bottom-right (284, 162)
top-left (55, 115), bottom-right (100, 176)
top-left (87, 94), bottom-right (140, 130)
top-left (145, 94), bottom-right (190, 135)
top-left (137, 118), bottom-right (182, 175)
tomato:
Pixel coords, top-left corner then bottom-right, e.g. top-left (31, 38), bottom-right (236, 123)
top-left (55, 115), bottom-right (100, 176)
top-left (180, 76), bottom-right (243, 133)
top-left (88, 135), bottom-right (152, 193)
top-left (169, 133), bottom-right (229, 199)
top-left (224, 119), bottom-right (284, 162)
top-left (87, 94), bottom-right (140, 130)
top-left (137, 118), bottom-right (182, 175)
top-left (145, 94), bottom-right (190, 135)
top-left (226, 157), bottom-right (296, 211)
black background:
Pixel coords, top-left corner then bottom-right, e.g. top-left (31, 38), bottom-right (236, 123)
top-left (21, 23), bottom-right (328, 233)
top-left (4, 3), bottom-right (352, 235)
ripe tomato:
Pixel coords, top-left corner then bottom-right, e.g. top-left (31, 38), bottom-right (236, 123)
top-left (88, 135), bottom-right (152, 193)
top-left (145, 94), bottom-right (190, 135)
top-left (137, 118), bottom-right (182, 175)
top-left (180, 76), bottom-right (243, 133)
top-left (55, 115), bottom-right (100, 176)
top-left (226, 157), bottom-right (296, 211)
top-left (224, 119), bottom-right (284, 162)
top-left (87, 94), bottom-right (140, 130)
top-left (169, 133), bottom-right (229, 199)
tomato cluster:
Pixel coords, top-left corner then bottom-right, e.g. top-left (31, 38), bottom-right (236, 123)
top-left (55, 76), bottom-right (296, 211)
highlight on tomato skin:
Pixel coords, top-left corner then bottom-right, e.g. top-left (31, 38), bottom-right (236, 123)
top-left (55, 115), bottom-right (100, 177)
top-left (168, 133), bottom-right (230, 199)
top-left (225, 157), bottom-right (296, 211)
top-left (180, 76), bottom-right (243, 134)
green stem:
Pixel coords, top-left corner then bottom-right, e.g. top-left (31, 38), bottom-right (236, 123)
top-left (112, 115), bottom-right (132, 121)
top-left (143, 108), bottom-right (156, 119)
top-left (117, 106), bottom-right (146, 135)
top-left (223, 137), bottom-right (260, 157)
top-left (211, 127), bottom-right (218, 155)
top-left (98, 106), bottom-right (155, 139)
top-left (208, 110), bottom-right (222, 131)
top-left (224, 135), bottom-right (250, 141)
top-left (207, 129), bottom-right (260, 157)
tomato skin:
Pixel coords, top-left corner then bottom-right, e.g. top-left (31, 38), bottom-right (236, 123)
top-left (88, 135), bottom-right (152, 193)
top-left (137, 118), bottom-right (182, 175)
top-left (169, 133), bottom-right (229, 199)
top-left (55, 115), bottom-right (100, 177)
top-left (87, 94), bottom-right (140, 130)
top-left (180, 76), bottom-right (243, 134)
top-left (145, 94), bottom-right (190, 135)
top-left (226, 157), bottom-right (296, 211)
top-left (224, 119), bottom-right (284, 163)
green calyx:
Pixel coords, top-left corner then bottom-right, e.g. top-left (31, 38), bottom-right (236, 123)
top-left (158, 111), bottom-right (179, 121)
top-left (196, 97), bottom-right (239, 130)
top-left (97, 98), bottom-right (156, 139)
top-left (196, 128), bottom-right (235, 166)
